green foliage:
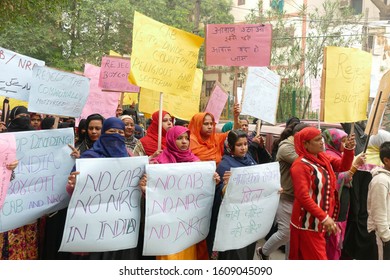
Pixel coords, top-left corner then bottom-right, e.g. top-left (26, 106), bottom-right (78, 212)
top-left (0, 0), bottom-right (233, 71)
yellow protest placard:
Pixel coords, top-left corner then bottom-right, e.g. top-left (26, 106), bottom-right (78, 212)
top-left (0, 97), bottom-right (28, 110)
top-left (129, 11), bottom-right (204, 95)
top-left (322, 46), bottom-right (372, 123)
top-left (139, 69), bottom-right (202, 121)
top-left (122, 92), bottom-right (139, 106)
top-left (109, 50), bottom-right (121, 57)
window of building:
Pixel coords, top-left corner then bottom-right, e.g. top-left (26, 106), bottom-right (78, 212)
top-left (351, 0), bottom-right (362, 14)
top-left (205, 81), bottom-right (215, 97)
top-left (238, 0), bottom-right (245, 5)
top-left (270, 0), bottom-right (284, 12)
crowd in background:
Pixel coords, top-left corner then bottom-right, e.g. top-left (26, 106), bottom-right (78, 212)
top-left (1, 103), bottom-right (390, 261)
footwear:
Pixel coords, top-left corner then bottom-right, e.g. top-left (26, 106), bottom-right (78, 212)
top-left (256, 247), bottom-right (269, 260)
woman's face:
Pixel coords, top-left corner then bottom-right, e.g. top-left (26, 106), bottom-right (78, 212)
top-left (175, 132), bottom-right (190, 151)
top-left (339, 136), bottom-right (347, 152)
top-left (105, 128), bottom-right (125, 137)
top-left (239, 119), bottom-right (249, 133)
top-left (232, 137), bottom-right (248, 157)
top-left (201, 115), bottom-right (214, 138)
top-left (304, 134), bottom-right (324, 155)
top-left (88, 120), bottom-right (103, 142)
top-left (123, 118), bottom-right (135, 137)
top-left (162, 114), bottom-right (173, 132)
top-left (30, 115), bottom-right (41, 129)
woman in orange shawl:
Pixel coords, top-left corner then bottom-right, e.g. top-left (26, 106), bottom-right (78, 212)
top-left (188, 104), bottom-right (240, 165)
top-left (188, 104), bottom-right (240, 259)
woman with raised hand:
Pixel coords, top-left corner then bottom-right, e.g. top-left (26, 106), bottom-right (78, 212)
top-left (289, 126), bottom-right (355, 259)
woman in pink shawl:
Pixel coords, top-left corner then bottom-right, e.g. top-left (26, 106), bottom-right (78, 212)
top-left (143, 126), bottom-right (219, 259)
top-left (153, 126), bottom-right (199, 164)
top-left (322, 128), bottom-right (365, 259)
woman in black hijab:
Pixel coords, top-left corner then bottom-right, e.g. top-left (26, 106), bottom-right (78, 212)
top-left (7, 106), bottom-right (34, 132)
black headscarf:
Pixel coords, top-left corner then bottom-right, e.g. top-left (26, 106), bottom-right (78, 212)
top-left (7, 106), bottom-right (34, 132)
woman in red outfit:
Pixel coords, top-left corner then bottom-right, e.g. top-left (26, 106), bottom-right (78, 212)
top-left (289, 127), bottom-right (355, 260)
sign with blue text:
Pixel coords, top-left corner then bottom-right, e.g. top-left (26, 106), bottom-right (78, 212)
top-left (28, 65), bottom-right (90, 117)
top-left (0, 128), bottom-right (75, 232)
top-left (0, 47), bottom-right (45, 101)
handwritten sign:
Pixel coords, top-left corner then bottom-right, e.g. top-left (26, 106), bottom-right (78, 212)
top-left (0, 128), bottom-right (75, 232)
top-left (0, 47), bottom-right (45, 101)
top-left (143, 161), bottom-right (216, 256)
top-left (28, 66), bottom-right (90, 117)
top-left (139, 69), bottom-right (202, 121)
top-left (59, 156), bottom-right (148, 252)
top-left (129, 11), bottom-right (204, 95)
top-left (322, 46), bottom-right (372, 123)
top-left (76, 63), bottom-right (120, 126)
top-left (204, 82), bottom-right (228, 124)
top-left (0, 134), bottom-right (17, 210)
top-left (241, 67), bottom-right (280, 124)
top-left (205, 24), bottom-right (272, 67)
top-left (310, 77), bottom-right (321, 111)
top-left (213, 162), bottom-right (280, 251)
top-left (98, 56), bottom-right (140, 92)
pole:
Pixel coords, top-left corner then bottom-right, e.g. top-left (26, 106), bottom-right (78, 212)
top-left (363, 91), bottom-right (382, 153)
top-left (158, 92), bottom-right (163, 151)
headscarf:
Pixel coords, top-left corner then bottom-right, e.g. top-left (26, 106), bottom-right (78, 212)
top-left (323, 128), bottom-right (348, 158)
top-left (75, 119), bottom-right (87, 146)
top-left (140, 110), bottom-right (170, 156)
top-left (294, 126), bottom-right (336, 187)
top-left (134, 124), bottom-right (144, 139)
top-left (363, 130), bottom-right (390, 168)
top-left (41, 117), bottom-right (55, 130)
top-left (7, 106), bottom-right (34, 132)
top-left (120, 115), bottom-right (138, 151)
top-left (87, 117), bottom-right (128, 158)
top-left (188, 112), bottom-right (226, 164)
top-left (154, 126), bottom-right (199, 164)
top-left (221, 121), bottom-right (233, 132)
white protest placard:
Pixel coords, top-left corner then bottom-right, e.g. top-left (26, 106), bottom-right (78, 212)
top-left (310, 77), bottom-right (321, 111)
top-left (59, 156), bottom-right (148, 252)
top-left (204, 82), bottom-right (228, 124)
top-left (213, 162), bottom-right (280, 251)
top-left (28, 65), bottom-right (90, 117)
top-left (0, 133), bottom-right (17, 210)
top-left (0, 128), bottom-right (75, 232)
top-left (0, 47), bottom-right (45, 101)
top-left (143, 161), bottom-right (216, 256)
top-left (241, 67), bottom-right (281, 124)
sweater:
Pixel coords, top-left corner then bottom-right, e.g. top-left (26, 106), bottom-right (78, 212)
top-left (367, 167), bottom-right (390, 242)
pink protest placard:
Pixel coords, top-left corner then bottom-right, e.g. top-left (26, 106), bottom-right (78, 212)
top-left (0, 133), bottom-right (17, 209)
top-left (310, 78), bottom-right (321, 110)
top-left (205, 24), bottom-right (272, 67)
top-left (204, 82), bottom-right (228, 124)
top-left (76, 63), bottom-right (120, 126)
top-left (98, 56), bottom-right (140, 92)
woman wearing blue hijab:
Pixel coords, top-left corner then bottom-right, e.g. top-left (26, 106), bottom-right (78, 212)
top-left (65, 117), bottom-right (144, 260)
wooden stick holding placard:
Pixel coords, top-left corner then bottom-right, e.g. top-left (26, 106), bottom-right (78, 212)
top-left (1, 98), bottom-right (10, 126)
top-left (157, 92), bottom-right (163, 151)
top-left (363, 90), bottom-right (382, 153)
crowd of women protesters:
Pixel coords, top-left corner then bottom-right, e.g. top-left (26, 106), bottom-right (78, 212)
top-left (1, 104), bottom-right (390, 261)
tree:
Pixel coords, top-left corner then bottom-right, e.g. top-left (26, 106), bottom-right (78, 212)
top-left (0, 0), bottom-right (233, 71)
top-left (245, 0), bottom-right (363, 122)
